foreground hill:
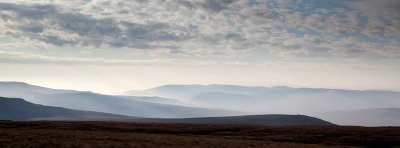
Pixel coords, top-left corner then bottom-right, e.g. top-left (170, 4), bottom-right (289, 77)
top-left (0, 97), bottom-right (134, 121)
top-left (0, 121), bottom-right (399, 147)
top-left (135, 114), bottom-right (334, 126)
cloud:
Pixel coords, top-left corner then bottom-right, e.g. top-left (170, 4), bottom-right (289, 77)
top-left (0, 50), bottom-right (248, 66)
top-left (350, 0), bottom-right (400, 16)
top-left (3, 49), bottom-right (386, 70)
top-left (0, 2), bottom-right (190, 49)
top-left (175, 0), bottom-right (237, 12)
top-left (0, 0), bottom-right (399, 60)
top-left (149, 48), bottom-right (239, 57)
top-left (198, 0), bottom-right (236, 12)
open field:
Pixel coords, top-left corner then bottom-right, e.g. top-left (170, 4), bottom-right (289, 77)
top-left (0, 121), bottom-right (399, 148)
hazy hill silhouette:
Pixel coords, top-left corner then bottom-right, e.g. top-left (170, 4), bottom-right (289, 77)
top-left (0, 97), bottom-right (135, 121)
top-left (0, 97), bottom-right (333, 125)
top-left (0, 82), bottom-right (240, 118)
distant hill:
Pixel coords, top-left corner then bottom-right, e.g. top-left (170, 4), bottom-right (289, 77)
top-left (0, 82), bottom-right (77, 102)
top-left (3, 82), bottom-right (400, 126)
top-left (0, 97), bottom-right (333, 126)
top-left (0, 82), bottom-right (241, 118)
top-left (319, 108), bottom-right (400, 126)
top-left (119, 95), bottom-right (185, 106)
top-left (30, 92), bottom-right (240, 118)
top-left (124, 84), bottom-right (400, 126)
top-left (125, 84), bottom-right (400, 114)
top-left (0, 97), bottom-right (135, 121)
top-left (134, 114), bottom-right (334, 126)
top-left (0, 82), bottom-right (76, 95)
top-left (123, 84), bottom-right (267, 101)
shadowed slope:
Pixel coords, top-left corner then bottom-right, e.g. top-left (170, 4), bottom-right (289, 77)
top-left (134, 114), bottom-right (334, 126)
top-left (0, 97), bottom-right (135, 121)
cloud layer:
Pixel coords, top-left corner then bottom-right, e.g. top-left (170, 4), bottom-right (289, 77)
top-left (0, 0), bottom-right (399, 60)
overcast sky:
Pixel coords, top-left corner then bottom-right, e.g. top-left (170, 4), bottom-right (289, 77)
top-left (0, 0), bottom-right (399, 93)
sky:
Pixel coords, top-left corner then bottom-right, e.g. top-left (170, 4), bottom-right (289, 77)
top-left (0, 0), bottom-right (399, 94)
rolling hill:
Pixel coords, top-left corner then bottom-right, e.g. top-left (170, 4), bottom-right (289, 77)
top-left (125, 84), bottom-right (400, 114)
top-left (134, 114), bottom-right (334, 126)
top-left (2, 82), bottom-right (400, 126)
top-left (0, 97), bottom-right (333, 126)
top-left (125, 84), bottom-right (400, 126)
top-left (0, 97), bottom-right (134, 121)
top-left (0, 82), bottom-right (241, 118)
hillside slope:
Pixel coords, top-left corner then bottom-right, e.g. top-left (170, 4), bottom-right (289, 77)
top-left (0, 97), bottom-right (135, 121)
top-left (134, 114), bottom-right (334, 126)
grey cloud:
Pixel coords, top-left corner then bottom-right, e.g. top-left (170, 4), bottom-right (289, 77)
top-left (16, 25), bottom-right (44, 33)
top-left (285, 44), bottom-right (302, 50)
top-left (0, 50), bottom-right (247, 66)
top-left (177, 1), bottom-right (195, 9)
top-left (37, 35), bottom-right (71, 46)
top-left (0, 2), bottom-right (191, 49)
top-left (312, 47), bottom-right (332, 54)
top-left (201, 0), bottom-right (235, 12)
top-left (225, 33), bottom-right (245, 41)
top-left (0, 0), bottom-right (399, 60)
top-left (0, 2), bottom-right (56, 19)
top-left (353, 0), bottom-right (400, 15)
top-left (55, 14), bottom-right (121, 38)
top-left (176, 0), bottom-right (236, 12)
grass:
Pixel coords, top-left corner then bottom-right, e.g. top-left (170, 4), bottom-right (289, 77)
top-left (0, 121), bottom-right (399, 147)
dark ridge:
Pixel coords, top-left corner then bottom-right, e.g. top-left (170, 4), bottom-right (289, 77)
top-left (133, 114), bottom-right (334, 126)
top-left (0, 97), bottom-right (135, 121)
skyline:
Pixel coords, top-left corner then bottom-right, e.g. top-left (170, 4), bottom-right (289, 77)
top-left (1, 0), bottom-right (400, 94)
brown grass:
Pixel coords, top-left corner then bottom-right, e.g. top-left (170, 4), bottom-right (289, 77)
top-left (0, 121), bottom-right (399, 147)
